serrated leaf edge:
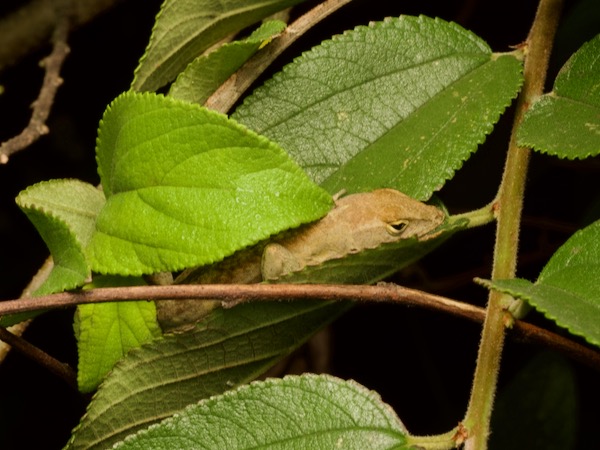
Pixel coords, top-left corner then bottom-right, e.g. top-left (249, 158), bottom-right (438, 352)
top-left (476, 277), bottom-right (600, 347)
top-left (235, 15), bottom-right (492, 120)
top-left (517, 95), bottom-right (600, 161)
top-left (112, 373), bottom-right (407, 448)
top-left (16, 181), bottom-right (92, 292)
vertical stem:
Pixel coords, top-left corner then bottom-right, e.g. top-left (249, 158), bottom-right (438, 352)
top-left (462, 0), bottom-right (563, 448)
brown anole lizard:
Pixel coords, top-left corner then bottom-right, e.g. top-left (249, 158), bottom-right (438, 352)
top-left (157, 189), bottom-right (445, 332)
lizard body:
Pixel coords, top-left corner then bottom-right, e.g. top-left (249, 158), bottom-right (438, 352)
top-left (157, 189), bottom-right (444, 332)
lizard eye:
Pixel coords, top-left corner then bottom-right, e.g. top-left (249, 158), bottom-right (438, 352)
top-left (386, 220), bottom-right (409, 236)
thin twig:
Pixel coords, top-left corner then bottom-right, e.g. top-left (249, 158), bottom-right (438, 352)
top-left (0, 283), bottom-right (479, 316)
top-left (0, 19), bottom-right (70, 164)
top-left (205, 0), bottom-right (354, 114)
top-left (0, 326), bottom-right (78, 391)
top-left (0, 283), bottom-right (597, 371)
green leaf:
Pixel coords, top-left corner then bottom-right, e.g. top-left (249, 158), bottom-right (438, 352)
top-left (74, 276), bottom-right (162, 393)
top-left (478, 219), bottom-right (600, 347)
top-left (112, 374), bottom-right (409, 450)
top-left (490, 352), bottom-right (577, 450)
top-left (132, 0), bottom-right (306, 92)
top-left (517, 34), bottom-right (600, 159)
top-left (233, 15), bottom-right (523, 199)
top-left (66, 301), bottom-right (349, 450)
top-left (89, 91), bottom-right (332, 275)
top-left (0, 310), bottom-right (40, 329)
top-left (15, 179), bottom-right (105, 296)
top-left (3, 180), bottom-right (103, 327)
top-left (169, 20), bottom-right (286, 105)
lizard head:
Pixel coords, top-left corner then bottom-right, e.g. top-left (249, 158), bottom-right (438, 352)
top-left (369, 189), bottom-right (445, 240)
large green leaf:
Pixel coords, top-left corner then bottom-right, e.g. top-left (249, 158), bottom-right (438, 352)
top-left (112, 374), bottom-right (410, 450)
top-left (169, 20), bottom-right (287, 105)
top-left (131, 0), bottom-right (306, 92)
top-left (15, 179), bottom-right (105, 296)
top-left (478, 220), bottom-right (600, 347)
top-left (518, 34), bottom-right (600, 159)
top-left (74, 276), bottom-right (162, 393)
top-left (88, 91), bottom-right (332, 275)
top-left (233, 15), bottom-right (523, 199)
top-left (66, 301), bottom-right (350, 450)
top-left (490, 352), bottom-right (577, 450)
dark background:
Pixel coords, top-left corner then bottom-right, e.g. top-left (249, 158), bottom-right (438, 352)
top-left (0, 0), bottom-right (598, 448)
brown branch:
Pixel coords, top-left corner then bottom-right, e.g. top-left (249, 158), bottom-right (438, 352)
top-left (205, 0), bottom-right (354, 114)
top-left (0, 283), bottom-right (597, 371)
top-left (0, 19), bottom-right (70, 164)
top-left (0, 326), bottom-right (78, 391)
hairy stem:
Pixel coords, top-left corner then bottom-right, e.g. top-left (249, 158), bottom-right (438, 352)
top-left (462, 0), bottom-right (564, 448)
top-left (449, 203), bottom-right (495, 230)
